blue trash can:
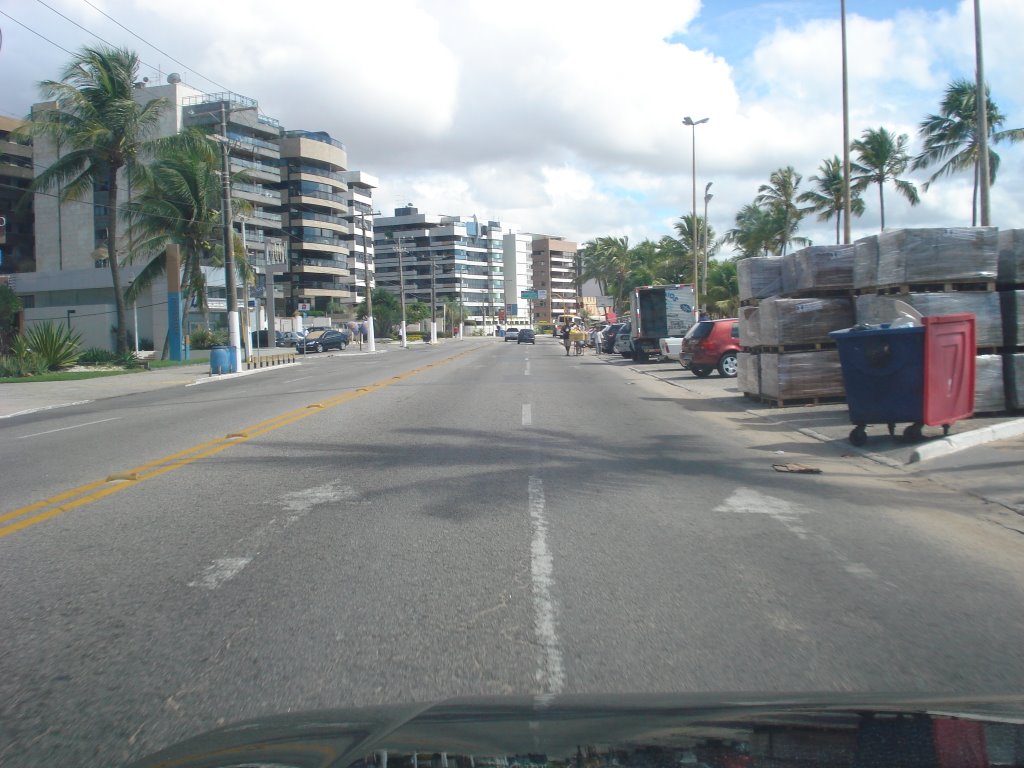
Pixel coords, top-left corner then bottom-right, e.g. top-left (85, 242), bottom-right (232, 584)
top-left (209, 345), bottom-right (236, 375)
top-left (829, 325), bottom-right (925, 445)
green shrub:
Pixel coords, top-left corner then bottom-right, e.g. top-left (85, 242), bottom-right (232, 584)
top-left (0, 336), bottom-right (46, 377)
top-left (189, 328), bottom-right (228, 349)
top-left (78, 347), bottom-right (120, 364)
top-left (25, 321), bottom-right (81, 370)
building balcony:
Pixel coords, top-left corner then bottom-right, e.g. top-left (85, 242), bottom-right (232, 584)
top-left (292, 257), bottom-right (349, 275)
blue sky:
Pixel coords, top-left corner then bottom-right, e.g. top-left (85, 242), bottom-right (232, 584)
top-left (2, 0), bottom-right (1021, 250)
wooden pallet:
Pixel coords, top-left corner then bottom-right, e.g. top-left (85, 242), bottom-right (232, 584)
top-left (783, 288), bottom-right (855, 299)
top-left (758, 342), bottom-right (838, 353)
top-left (748, 393), bottom-right (847, 408)
top-left (876, 280), bottom-right (996, 295)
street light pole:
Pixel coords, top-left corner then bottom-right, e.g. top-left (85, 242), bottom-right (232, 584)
top-left (357, 208), bottom-right (380, 352)
top-left (66, 308), bottom-right (75, 331)
top-left (429, 251), bottom-right (438, 343)
top-left (841, 0), bottom-right (852, 244)
top-left (683, 116), bottom-right (709, 320)
top-left (703, 182), bottom-right (713, 301)
top-left (394, 236), bottom-right (408, 348)
top-left (974, 0), bottom-right (991, 226)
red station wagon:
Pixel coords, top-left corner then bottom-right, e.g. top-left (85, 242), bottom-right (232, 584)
top-left (679, 318), bottom-right (740, 378)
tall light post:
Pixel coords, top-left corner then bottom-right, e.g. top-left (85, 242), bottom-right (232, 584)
top-left (841, 0), bottom-right (852, 244)
top-left (974, 0), bottom-right (991, 226)
top-left (429, 249), bottom-right (438, 344)
top-left (683, 116), bottom-right (708, 319)
top-left (703, 182), bottom-right (714, 300)
top-left (357, 208), bottom-right (380, 352)
top-left (389, 234), bottom-right (409, 348)
top-left (218, 101), bottom-right (242, 373)
top-left (238, 214), bottom-right (253, 361)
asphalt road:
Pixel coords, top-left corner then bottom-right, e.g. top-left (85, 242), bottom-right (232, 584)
top-left (2, 337), bottom-right (1023, 766)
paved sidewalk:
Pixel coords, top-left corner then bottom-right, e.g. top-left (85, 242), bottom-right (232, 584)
top-left (607, 356), bottom-right (1024, 516)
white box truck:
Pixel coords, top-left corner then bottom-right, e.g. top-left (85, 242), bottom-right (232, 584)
top-left (631, 284), bottom-right (696, 361)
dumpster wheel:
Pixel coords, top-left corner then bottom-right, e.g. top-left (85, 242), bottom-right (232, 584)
top-left (849, 426), bottom-right (868, 447)
top-left (903, 423), bottom-right (924, 442)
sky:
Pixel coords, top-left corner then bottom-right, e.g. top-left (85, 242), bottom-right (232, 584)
top-left (2, 0), bottom-right (1023, 254)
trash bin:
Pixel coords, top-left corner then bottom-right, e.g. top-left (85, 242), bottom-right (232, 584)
top-left (209, 345), bottom-right (236, 375)
top-left (830, 313), bottom-right (975, 445)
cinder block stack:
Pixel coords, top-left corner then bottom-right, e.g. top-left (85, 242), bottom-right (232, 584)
top-left (998, 230), bottom-right (1024, 410)
top-left (855, 227), bottom-right (1016, 414)
top-left (737, 248), bottom-right (854, 405)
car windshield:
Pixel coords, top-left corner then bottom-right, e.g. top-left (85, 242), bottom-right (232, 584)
top-left (5, 6), bottom-right (1022, 766)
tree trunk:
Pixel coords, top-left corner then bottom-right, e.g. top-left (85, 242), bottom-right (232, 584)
top-left (107, 165), bottom-right (129, 354)
top-left (878, 182), bottom-right (886, 231)
top-left (972, 160), bottom-right (979, 227)
top-left (835, 212), bottom-right (841, 245)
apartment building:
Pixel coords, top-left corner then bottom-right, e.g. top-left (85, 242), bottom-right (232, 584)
top-left (530, 236), bottom-right (578, 323)
top-left (0, 115), bottom-right (34, 276)
top-left (373, 206), bottom-right (526, 329)
top-left (18, 73), bottom-right (378, 349)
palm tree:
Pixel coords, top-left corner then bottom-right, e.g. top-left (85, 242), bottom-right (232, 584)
top-left (754, 166), bottom-right (807, 255)
top-left (851, 127), bottom-right (920, 230)
top-left (24, 46), bottom-right (168, 354)
top-left (798, 156), bottom-right (866, 244)
top-left (123, 130), bottom-right (252, 357)
top-left (655, 234), bottom-right (690, 284)
top-left (725, 203), bottom-right (778, 258)
top-left (704, 259), bottom-right (739, 317)
top-left (913, 78), bottom-right (1024, 225)
top-left (583, 236), bottom-right (632, 311)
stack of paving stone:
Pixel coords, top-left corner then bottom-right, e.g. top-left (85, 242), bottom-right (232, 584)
top-left (854, 227), bottom-right (1019, 414)
top-left (737, 247), bottom-right (855, 405)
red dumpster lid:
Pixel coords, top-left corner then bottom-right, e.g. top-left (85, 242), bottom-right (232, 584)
top-left (922, 313), bottom-right (975, 426)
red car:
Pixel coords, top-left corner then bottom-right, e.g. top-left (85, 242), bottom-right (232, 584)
top-left (679, 318), bottom-right (740, 377)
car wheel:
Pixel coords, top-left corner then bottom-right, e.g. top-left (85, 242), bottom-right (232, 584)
top-left (340, 342), bottom-right (347, 350)
top-left (718, 353), bottom-right (738, 377)
top-left (692, 366), bottom-right (713, 377)
top-left (315, 343), bottom-right (323, 353)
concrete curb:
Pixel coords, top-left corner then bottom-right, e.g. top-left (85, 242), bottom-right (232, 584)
top-left (908, 417), bottom-right (1024, 463)
top-left (187, 361), bottom-right (300, 386)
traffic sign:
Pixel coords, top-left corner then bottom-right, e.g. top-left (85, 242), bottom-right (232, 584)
top-left (520, 290), bottom-right (538, 300)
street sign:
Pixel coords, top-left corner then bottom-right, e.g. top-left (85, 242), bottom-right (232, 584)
top-left (520, 290), bottom-right (538, 300)
top-left (298, 302), bottom-right (311, 311)
top-left (537, 289), bottom-right (548, 300)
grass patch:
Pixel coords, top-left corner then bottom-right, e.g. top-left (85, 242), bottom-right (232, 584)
top-left (147, 358), bottom-right (208, 369)
top-left (0, 368), bottom-right (145, 384)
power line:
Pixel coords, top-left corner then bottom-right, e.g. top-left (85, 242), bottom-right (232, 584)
top-left (77, 0), bottom-right (232, 93)
top-left (0, 8), bottom-right (76, 57)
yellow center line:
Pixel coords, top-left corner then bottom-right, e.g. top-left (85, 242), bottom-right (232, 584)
top-left (0, 347), bottom-right (478, 538)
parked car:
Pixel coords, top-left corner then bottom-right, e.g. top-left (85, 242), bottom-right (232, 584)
top-left (613, 323), bottom-right (634, 357)
top-left (278, 331), bottom-right (304, 347)
top-left (504, 327), bottom-right (520, 342)
top-left (679, 318), bottom-right (740, 377)
top-left (297, 328), bottom-right (351, 353)
top-left (601, 323), bottom-right (627, 354)
top-left (517, 328), bottom-right (536, 344)
top-left (658, 337), bottom-right (684, 361)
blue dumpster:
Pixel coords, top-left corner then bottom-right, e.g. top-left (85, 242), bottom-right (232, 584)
top-left (209, 345), bottom-right (236, 375)
top-left (830, 313), bottom-right (975, 445)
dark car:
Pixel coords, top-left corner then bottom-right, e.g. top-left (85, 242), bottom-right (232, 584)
top-left (297, 328), bottom-right (351, 353)
top-left (517, 328), bottom-right (536, 344)
top-left (679, 318), bottom-right (740, 377)
top-left (601, 322), bottom-right (627, 354)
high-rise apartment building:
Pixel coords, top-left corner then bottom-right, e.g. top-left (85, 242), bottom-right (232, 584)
top-left (373, 206), bottom-right (529, 328)
top-left (530, 236), bottom-right (578, 323)
top-left (0, 116), bottom-right (34, 275)
top-left (19, 75), bottom-right (376, 349)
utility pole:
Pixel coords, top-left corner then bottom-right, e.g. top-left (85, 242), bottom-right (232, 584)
top-left (219, 101), bottom-right (242, 373)
top-left (357, 208), bottom-right (380, 352)
top-left (703, 182), bottom-right (713, 300)
top-left (429, 250), bottom-right (438, 343)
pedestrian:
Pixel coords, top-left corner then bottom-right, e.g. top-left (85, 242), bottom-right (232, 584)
top-left (560, 323), bottom-right (571, 356)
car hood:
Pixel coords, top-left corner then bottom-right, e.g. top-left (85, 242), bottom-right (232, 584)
top-left (127, 693), bottom-right (1024, 767)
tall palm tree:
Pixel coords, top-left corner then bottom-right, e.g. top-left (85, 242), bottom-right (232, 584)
top-left (655, 234), bottom-right (690, 284)
top-left (754, 166), bottom-right (807, 255)
top-left (725, 203), bottom-right (778, 259)
top-left (798, 156), bottom-right (866, 244)
top-left (851, 127), bottom-right (920, 230)
top-left (704, 258), bottom-right (739, 316)
top-left (913, 78), bottom-right (1024, 225)
top-left (123, 130), bottom-right (250, 357)
top-left (24, 46), bottom-right (168, 354)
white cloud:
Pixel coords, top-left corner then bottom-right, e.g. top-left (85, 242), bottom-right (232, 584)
top-left (2, 0), bottom-right (1023, 251)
